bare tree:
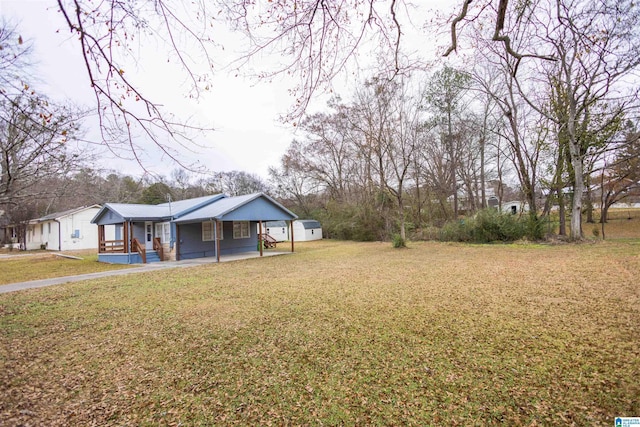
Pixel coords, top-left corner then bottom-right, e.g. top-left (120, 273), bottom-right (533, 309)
top-left (0, 93), bottom-right (85, 207)
top-left (523, 0), bottom-right (640, 239)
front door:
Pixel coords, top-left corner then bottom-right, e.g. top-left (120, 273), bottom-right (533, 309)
top-left (145, 222), bottom-right (154, 250)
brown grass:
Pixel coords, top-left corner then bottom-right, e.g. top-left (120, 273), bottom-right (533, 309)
top-left (0, 250), bottom-right (132, 286)
top-left (1, 239), bottom-right (639, 426)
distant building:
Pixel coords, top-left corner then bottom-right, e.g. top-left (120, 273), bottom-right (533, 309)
top-left (24, 205), bottom-right (102, 251)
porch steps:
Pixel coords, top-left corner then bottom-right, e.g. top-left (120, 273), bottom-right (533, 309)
top-left (146, 251), bottom-right (162, 263)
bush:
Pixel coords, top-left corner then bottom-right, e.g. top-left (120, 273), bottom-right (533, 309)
top-left (438, 209), bottom-right (545, 243)
top-left (392, 234), bottom-right (406, 248)
top-left (317, 203), bottom-right (384, 241)
top-left (438, 220), bottom-right (472, 242)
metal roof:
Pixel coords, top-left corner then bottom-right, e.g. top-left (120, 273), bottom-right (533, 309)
top-left (101, 203), bottom-right (170, 220)
top-left (92, 194), bottom-right (225, 223)
top-left (174, 192), bottom-right (297, 223)
top-left (297, 219), bottom-right (322, 229)
top-left (158, 194), bottom-right (225, 217)
top-left (265, 221), bottom-right (287, 227)
top-left (37, 205), bottom-right (101, 222)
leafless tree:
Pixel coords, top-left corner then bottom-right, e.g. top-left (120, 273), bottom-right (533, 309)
top-left (0, 93), bottom-right (85, 207)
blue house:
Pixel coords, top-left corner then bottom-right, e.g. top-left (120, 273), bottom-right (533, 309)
top-left (91, 193), bottom-right (297, 264)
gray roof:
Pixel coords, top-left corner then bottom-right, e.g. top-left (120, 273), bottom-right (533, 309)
top-left (297, 219), bottom-right (322, 229)
top-left (175, 193), bottom-right (296, 223)
top-left (93, 192), bottom-right (296, 225)
top-left (177, 193), bottom-right (258, 222)
top-left (102, 203), bottom-right (170, 220)
top-left (38, 205), bottom-right (101, 222)
top-left (157, 194), bottom-right (225, 217)
top-left (92, 194), bottom-right (224, 223)
top-left (265, 221), bottom-right (287, 227)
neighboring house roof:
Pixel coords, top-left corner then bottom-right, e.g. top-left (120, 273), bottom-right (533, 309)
top-left (174, 193), bottom-right (297, 223)
top-left (297, 220), bottom-right (322, 229)
top-left (37, 205), bottom-right (102, 222)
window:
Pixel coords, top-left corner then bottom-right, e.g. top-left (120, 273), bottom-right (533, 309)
top-left (202, 221), bottom-right (223, 241)
top-left (155, 222), bottom-right (171, 244)
top-left (48, 223), bottom-right (51, 234)
top-left (233, 221), bottom-right (250, 239)
top-left (202, 221), bottom-right (213, 241)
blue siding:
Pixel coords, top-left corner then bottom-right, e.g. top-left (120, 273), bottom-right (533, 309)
top-left (220, 221), bottom-right (259, 255)
top-left (178, 221), bottom-right (260, 260)
top-left (177, 222), bottom-right (218, 260)
top-left (132, 222), bottom-right (145, 242)
top-left (98, 253), bottom-right (143, 264)
top-left (220, 198), bottom-right (295, 221)
top-left (95, 209), bottom-right (125, 226)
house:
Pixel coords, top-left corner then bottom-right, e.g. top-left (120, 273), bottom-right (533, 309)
top-left (22, 205), bottom-right (102, 251)
top-left (293, 220), bottom-right (322, 241)
top-left (91, 192), bottom-right (298, 264)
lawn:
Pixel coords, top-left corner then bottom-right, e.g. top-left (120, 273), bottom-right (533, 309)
top-left (1, 239), bottom-right (639, 426)
top-left (0, 250), bottom-right (132, 286)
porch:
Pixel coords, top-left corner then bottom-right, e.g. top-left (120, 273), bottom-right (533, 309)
top-left (97, 222), bottom-right (165, 264)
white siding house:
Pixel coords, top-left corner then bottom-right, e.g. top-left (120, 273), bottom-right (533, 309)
top-left (293, 220), bottom-right (322, 241)
top-left (25, 205), bottom-right (101, 251)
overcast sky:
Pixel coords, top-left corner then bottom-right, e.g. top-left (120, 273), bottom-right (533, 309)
top-left (1, 0), bottom-right (451, 181)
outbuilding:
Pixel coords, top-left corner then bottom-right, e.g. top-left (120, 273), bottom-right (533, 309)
top-left (262, 221), bottom-right (290, 242)
top-left (293, 219), bottom-right (322, 241)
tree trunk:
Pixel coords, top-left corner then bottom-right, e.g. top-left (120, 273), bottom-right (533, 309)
top-left (568, 142), bottom-right (584, 240)
top-left (557, 189), bottom-right (566, 236)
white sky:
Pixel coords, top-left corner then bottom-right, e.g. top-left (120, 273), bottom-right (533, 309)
top-left (1, 0), bottom-right (453, 181)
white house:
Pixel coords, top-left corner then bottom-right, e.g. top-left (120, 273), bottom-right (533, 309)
top-left (293, 219), bottom-right (322, 241)
top-left (25, 205), bottom-right (102, 251)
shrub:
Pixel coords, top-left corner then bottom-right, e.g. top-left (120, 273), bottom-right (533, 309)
top-left (438, 220), bottom-right (472, 242)
top-left (438, 209), bottom-right (546, 243)
top-left (392, 234), bottom-right (406, 248)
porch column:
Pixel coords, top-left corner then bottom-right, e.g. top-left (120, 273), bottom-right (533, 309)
top-left (123, 222), bottom-right (129, 253)
top-left (215, 220), bottom-right (221, 263)
top-left (258, 220), bottom-right (263, 257)
top-left (98, 224), bottom-right (105, 253)
top-left (175, 224), bottom-right (181, 261)
top-left (290, 220), bottom-right (295, 253)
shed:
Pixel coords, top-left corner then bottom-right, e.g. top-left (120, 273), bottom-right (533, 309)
top-left (261, 221), bottom-right (290, 242)
top-left (293, 219), bottom-right (322, 241)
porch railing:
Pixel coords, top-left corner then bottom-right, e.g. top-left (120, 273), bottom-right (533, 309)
top-left (99, 239), bottom-right (125, 253)
top-left (132, 237), bottom-right (146, 263)
top-left (153, 237), bottom-right (164, 261)
top-left (260, 233), bottom-right (277, 249)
